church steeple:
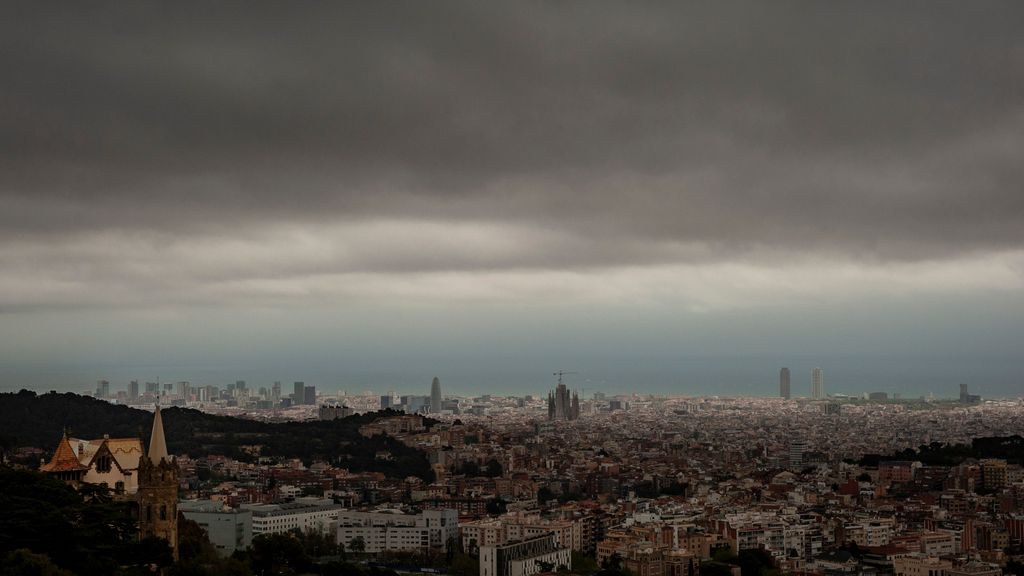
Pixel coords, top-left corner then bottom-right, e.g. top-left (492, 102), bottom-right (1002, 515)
top-left (147, 405), bottom-right (168, 463)
top-left (138, 404), bottom-right (178, 559)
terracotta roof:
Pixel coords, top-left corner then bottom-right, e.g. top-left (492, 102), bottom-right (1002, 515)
top-left (40, 432), bottom-right (89, 473)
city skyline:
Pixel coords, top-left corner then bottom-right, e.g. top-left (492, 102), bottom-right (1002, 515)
top-left (61, 365), bottom-right (1001, 403)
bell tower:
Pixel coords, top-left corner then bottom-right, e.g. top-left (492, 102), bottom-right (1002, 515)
top-left (137, 405), bottom-right (179, 559)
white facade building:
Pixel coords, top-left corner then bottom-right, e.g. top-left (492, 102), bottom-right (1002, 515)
top-left (336, 509), bottom-right (458, 554)
top-left (243, 498), bottom-right (343, 536)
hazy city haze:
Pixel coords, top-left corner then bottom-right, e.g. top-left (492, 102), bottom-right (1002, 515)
top-left (2, 3), bottom-right (1023, 396)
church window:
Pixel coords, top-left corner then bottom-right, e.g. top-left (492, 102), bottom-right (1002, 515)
top-left (115, 481), bottom-right (125, 493)
top-left (96, 455), bottom-right (111, 472)
top-left (146, 505), bottom-right (152, 522)
top-left (160, 505), bottom-right (167, 520)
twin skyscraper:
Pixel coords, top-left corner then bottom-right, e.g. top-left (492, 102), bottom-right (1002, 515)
top-left (779, 366), bottom-right (824, 399)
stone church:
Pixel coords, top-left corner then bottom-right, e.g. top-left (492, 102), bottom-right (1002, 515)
top-left (137, 405), bottom-right (179, 559)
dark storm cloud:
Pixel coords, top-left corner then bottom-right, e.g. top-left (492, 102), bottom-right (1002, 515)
top-left (2, 1), bottom-right (1024, 263)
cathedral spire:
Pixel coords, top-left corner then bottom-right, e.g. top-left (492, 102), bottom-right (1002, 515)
top-left (148, 405), bottom-right (168, 463)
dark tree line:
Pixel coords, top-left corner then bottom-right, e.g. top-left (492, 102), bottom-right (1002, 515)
top-left (0, 391), bottom-right (434, 480)
top-left (857, 435), bottom-right (1024, 467)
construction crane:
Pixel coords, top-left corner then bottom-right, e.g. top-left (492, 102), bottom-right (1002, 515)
top-left (553, 370), bottom-right (578, 387)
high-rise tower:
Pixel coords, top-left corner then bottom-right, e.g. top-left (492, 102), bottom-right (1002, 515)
top-left (811, 367), bottom-right (824, 399)
top-left (137, 406), bottom-right (179, 559)
top-left (430, 377), bottom-right (442, 414)
top-left (779, 367), bottom-right (791, 399)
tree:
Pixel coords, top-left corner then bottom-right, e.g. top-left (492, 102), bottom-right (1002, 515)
top-left (295, 527), bottom-right (341, 558)
top-left (0, 468), bottom-right (154, 576)
top-left (711, 547), bottom-right (737, 564)
top-left (486, 497), bottom-right (508, 515)
top-left (1003, 559), bottom-right (1024, 575)
top-left (601, 552), bottom-right (624, 571)
top-left (737, 549), bottom-right (775, 576)
top-left (0, 549), bottom-right (73, 576)
top-left (484, 458), bottom-right (503, 478)
top-left (177, 514), bottom-right (218, 565)
top-left (124, 536), bottom-right (175, 571)
top-left (660, 481), bottom-right (684, 496)
top-left (450, 552), bottom-right (479, 576)
top-left (571, 551), bottom-right (599, 575)
top-left (348, 536), bottom-right (366, 554)
top-left (537, 486), bottom-right (555, 503)
top-left (248, 533), bottom-right (310, 575)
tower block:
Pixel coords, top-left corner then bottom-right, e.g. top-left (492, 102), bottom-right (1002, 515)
top-left (137, 406), bottom-right (179, 559)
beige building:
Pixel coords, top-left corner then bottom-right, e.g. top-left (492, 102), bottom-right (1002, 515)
top-left (894, 555), bottom-right (952, 576)
top-left (41, 431), bottom-right (144, 494)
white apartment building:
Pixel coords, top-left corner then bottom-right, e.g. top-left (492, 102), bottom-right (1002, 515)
top-left (243, 498), bottom-right (343, 536)
top-left (480, 533), bottom-right (571, 576)
top-left (844, 519), bottom-right (894, 547)
top-left (336, 509), bottom-right (459, 554)
top-left (179, 500), bottom-right (253, 556)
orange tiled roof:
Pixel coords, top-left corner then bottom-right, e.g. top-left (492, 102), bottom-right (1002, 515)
top-left (40, 432), bottom-right (89, 473)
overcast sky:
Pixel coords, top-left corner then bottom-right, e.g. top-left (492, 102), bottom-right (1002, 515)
top-left (2, 2), bottom-right (1023, 396)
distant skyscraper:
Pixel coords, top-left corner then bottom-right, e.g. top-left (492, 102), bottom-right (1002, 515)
top-left (788, 438), bottom-right (808, 470)
top-left (293, 382), bottom-right (305, 405)
top-left (303, 385), bottom-right (316, 406)
top-left (779, 367), bottom-right (791, 399)
top-left (96, 380), bottom-right (110, 398)
top-left (129, 380), bottom-right (139, 401)
top-left (430, 377), bottom-right (442, 414)
top-left (271, 381), bottom-right (281, 403)
top-left (959, 383), bottom-right (980, 404)
top-left (235, 380), bottom-right (246, 391)
top-left (811, 367), bottom-right (824, 399)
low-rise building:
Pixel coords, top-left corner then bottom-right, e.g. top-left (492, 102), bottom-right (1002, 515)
top-left (480, 533), bottom-right (571, 576)
top-left (243, 497), bottom-right (343, 536)
top-left (179, 500), bottom-right (252, 556)
top-left (336, 508), bottom-right (458, 554)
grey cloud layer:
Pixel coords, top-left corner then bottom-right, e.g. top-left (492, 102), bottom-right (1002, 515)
top-left (3, 2), bottom-right (1024, 263)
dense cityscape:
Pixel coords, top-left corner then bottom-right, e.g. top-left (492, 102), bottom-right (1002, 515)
top-left (2, 371), bottom-right (1023, 576)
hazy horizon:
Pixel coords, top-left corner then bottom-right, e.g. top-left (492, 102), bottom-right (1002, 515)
top-left (3, 354), bottom-right (1019, 400)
